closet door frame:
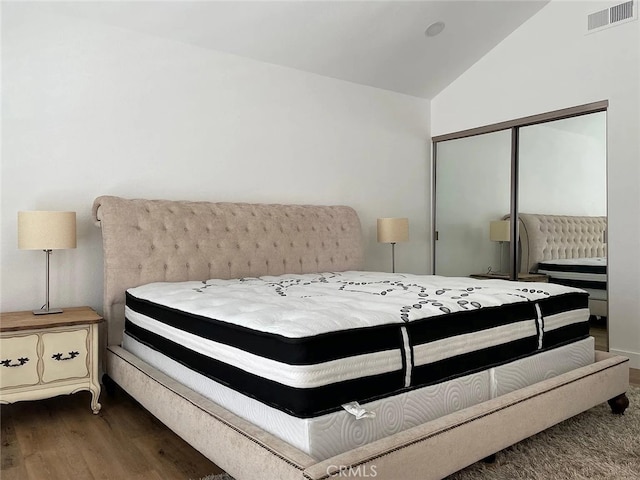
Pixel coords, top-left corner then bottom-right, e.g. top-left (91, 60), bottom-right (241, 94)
top-left (431, 100), bottom-right (608, 279)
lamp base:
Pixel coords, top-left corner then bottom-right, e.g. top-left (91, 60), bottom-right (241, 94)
top-left (33, 308), bottom-right (63, 315)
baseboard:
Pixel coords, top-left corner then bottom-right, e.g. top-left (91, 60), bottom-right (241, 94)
top-left (609, 348), bottom-right (640, 369)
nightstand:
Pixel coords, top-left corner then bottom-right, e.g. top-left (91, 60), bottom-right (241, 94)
top-left (470, 272), bottom-right (549, 282)
top-left (0, 306), bottom-right (103, 413)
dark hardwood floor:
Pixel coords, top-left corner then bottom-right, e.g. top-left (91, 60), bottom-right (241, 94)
top-left (2, 364), bottom-right (638, 480)
top-left (589, 319), bottom-right (608, 352)
top-left (1, 387), bottom-right (222, 480)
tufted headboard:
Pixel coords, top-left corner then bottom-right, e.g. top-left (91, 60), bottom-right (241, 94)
top-left (518, 213), bottom-right (607, 274)
top-left (92, 196), bottom-right (364, 346)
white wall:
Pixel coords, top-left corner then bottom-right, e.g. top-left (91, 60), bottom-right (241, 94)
top-left (432, 0), bottom-right (640, 367)
top-left (0, 4), bottom-right (430, 315)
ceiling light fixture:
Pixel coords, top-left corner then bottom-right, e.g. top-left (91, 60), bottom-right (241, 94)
top-left (425, 21), bottom-right (445, 37)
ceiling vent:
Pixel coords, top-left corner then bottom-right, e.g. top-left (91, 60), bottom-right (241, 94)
top-left (587, 0), bottom-right (637, 33)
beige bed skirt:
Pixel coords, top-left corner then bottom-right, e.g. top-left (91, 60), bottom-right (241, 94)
top-left (106, 346), bottom-right (629, 480)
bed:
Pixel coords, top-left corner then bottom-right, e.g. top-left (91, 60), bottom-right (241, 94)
top-left (93, 196), bottom-right (628, 480)
top-left (518, 213), bottom-right (607, 317)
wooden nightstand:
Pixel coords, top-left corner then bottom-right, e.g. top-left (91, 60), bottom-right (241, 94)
top-left (0, 306), bottom-right (103, 414)
top-left (470, 272), bottom-right (549, 282)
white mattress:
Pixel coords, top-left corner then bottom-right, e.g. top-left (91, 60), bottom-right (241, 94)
top-left (125, 272), bottom-right (590, 417)
top-left (537, 257), bottom-right (607, 303)
top-left (127, 272), bottom-right (587, 337)
top-left (537, 257), bottom-right (606, 283)
top-left (123, 334), bottom-right (594, 461)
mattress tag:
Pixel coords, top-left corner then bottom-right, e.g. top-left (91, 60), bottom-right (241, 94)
top-left (342, 402), bottom-right (376, 420)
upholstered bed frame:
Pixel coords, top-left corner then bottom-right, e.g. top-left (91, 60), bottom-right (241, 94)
top-left (93, 196), bottom-right (628, 480)
top-left (518, 213), bottom-right (607, 317)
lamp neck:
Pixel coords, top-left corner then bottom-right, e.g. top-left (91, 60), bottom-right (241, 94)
top-left (44, 249), bottom-right (52, 312)
top-left (391, 242), bottom-right (396, 273)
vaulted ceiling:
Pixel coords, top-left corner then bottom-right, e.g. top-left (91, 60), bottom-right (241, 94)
top-left (37, 1), bottom-right (550, 99)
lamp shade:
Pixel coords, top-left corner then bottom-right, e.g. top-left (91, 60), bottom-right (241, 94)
top-left (18, 211), bottom-right (77, 250)
top-left (377, 218), bottom-right (409, 243)
top-left (489, 220), bottom-right (510, 242)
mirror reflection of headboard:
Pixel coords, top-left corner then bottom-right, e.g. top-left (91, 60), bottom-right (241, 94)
top-left (518, 213), bottom-right (607, 274)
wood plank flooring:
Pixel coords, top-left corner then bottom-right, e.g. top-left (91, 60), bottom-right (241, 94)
top-left (2, 364), bottom-right (638, 480)
top-left (1, 388), bottom-right (222, 480)
top-left (590, 321), bottom-right (608, 352)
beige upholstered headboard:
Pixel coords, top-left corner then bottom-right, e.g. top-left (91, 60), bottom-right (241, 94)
top-left (518, 213), bottom-right (607, 274)
top-left (92, 196), bottom-right (364, 346)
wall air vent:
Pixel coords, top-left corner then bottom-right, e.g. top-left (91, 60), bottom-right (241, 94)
top-left (587, 0), bottom-right (637, 33)
top-left (611, 0), bottom-right (635, 22)
top-left (588, 8), bottom-right (610, 30)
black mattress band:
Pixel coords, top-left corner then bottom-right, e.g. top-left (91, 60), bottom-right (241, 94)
top-left (549, 278), bottom-right (607, 291)
top-left (538, 262), bottom-right (606, 275)
top-left (124, 319), bottom-right (405, 418)
top-left (126, 291), bottom-right (401, 365)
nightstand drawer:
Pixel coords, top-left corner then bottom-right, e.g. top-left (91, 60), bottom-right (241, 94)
top-left (42, 329), bottom-right (89, 383)
top-left (0, 334), bottom-right (40, 388)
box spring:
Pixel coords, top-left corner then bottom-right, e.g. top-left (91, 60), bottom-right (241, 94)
top-left (123, 335), bottom-right (594, 460)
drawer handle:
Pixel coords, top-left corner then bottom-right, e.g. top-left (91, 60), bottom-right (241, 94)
top-left (1, 357), bottom-right (30, 367)
top-left (52, 351), bottom-right (80, 361)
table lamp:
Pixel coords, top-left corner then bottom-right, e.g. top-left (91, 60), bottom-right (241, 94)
top-left (489, 220), bottom-right (510, 274)
top-left (18, 211), bottom-right (77, 314)
top-left (377, 217), bottom-right (409, 273)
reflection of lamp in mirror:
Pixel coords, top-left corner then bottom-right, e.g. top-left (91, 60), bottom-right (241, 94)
top-left (489, 220), bottom-right (510, 274)
top-left (377, 218), bottom-right (409, 273)
top-left (18, 211), bottom-right (77, 315)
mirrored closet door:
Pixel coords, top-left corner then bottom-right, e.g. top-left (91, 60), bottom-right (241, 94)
top-left (518, 111), bottom-right (608, 349)
top-left (432, 102), bottom-right (608, 348)
top-left (434, 130), bottom-right (511, 277)
top-left (519, 112), bottom-right (606, 217)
